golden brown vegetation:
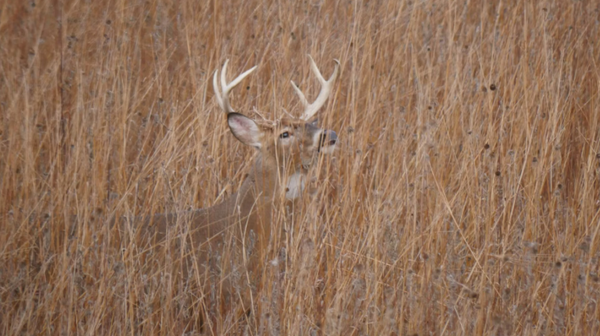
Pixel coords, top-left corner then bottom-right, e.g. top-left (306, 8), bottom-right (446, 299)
top-left (2, 0), bottom-right (600, 335)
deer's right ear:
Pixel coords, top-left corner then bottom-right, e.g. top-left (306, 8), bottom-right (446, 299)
top-left (227, 113), bottom-right (263, 149)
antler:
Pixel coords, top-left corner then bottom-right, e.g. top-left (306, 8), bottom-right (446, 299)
top-left (291, 55), bottom-right (340, 121)
top-left (213, 59), bottom-right (257, 114)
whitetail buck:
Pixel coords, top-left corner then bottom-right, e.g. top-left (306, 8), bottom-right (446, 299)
top-left (119, 55), bottom-right (339, 328)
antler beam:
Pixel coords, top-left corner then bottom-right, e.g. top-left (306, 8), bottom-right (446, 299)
top-left (291, 55), bottom-right (340, 121)
top-left (213, 59), bottom-right (257, 114)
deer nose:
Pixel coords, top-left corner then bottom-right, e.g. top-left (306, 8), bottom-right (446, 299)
top-left (326, 130), bottom-right (338, 146)
top-left (320, 130), bottom-right (337, 148)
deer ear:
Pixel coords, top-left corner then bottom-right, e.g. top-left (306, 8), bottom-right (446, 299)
top-left (227, 113), bottom-right (263, 149)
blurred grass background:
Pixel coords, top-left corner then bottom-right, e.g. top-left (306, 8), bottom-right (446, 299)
top-left (1, 0), bottom-right (600, 334)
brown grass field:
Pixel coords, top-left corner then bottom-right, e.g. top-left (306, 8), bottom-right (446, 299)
top-left (2, 0), bottom-right (600, 335)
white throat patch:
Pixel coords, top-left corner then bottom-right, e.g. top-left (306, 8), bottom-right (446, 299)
top-left (285, 172), bottom-right (305, 200)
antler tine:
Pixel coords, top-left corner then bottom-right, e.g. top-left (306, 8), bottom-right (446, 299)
top-left (213, 59), bottom-right (257, 114)
top-left (291, 55), bottom-right (340, 121)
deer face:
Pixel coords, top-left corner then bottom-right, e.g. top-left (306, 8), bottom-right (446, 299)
top-left (227, 114), bottom-right (338, 200)
top-left (271, 118), bottom-right (338, 165)
top-left (215, 56), bottom-right (339, 200)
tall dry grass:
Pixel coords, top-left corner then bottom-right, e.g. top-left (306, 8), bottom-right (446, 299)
top-left (1, 0), bottom-right (600, 334)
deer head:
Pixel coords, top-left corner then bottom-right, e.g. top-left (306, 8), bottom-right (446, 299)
top-left (213, 55), bottom-right (339, 200)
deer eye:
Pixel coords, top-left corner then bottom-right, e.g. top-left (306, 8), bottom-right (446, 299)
top-left (279, 132), bottom-right (290, 139)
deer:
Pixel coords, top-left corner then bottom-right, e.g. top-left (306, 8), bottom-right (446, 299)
top-left (114, 55), bottom-right (340, 329)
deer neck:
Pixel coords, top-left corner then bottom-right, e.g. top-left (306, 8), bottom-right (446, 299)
top-left (231, 154), bottom-right (279, 212)
top-left (197, 154), bottom-right (279, 225)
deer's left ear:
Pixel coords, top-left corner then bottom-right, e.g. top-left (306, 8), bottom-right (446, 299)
top-left (227, 113), bottom-right (263, 149)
